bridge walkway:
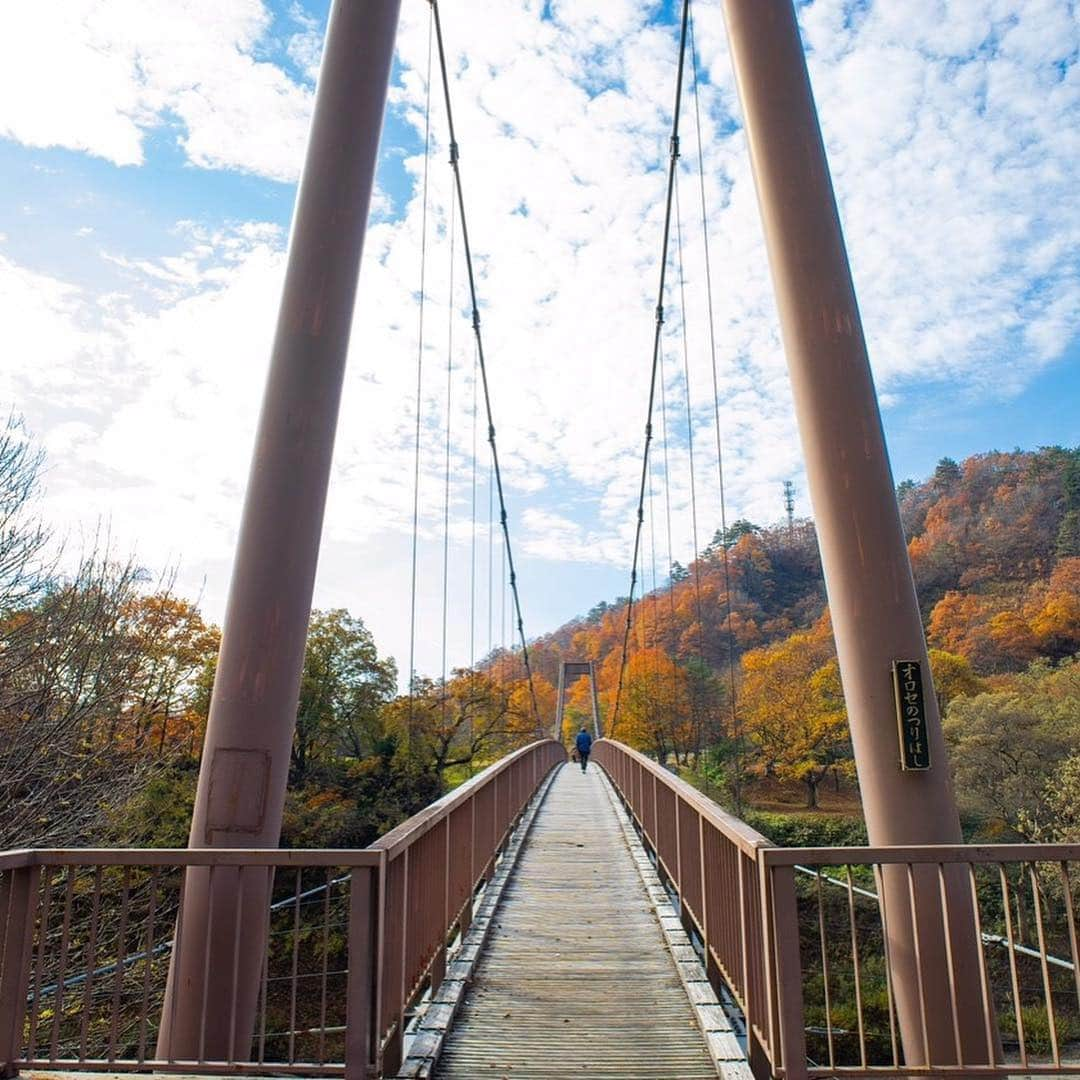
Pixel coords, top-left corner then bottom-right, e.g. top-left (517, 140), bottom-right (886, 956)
top-left (434, 762), bottom-right (719, 1078)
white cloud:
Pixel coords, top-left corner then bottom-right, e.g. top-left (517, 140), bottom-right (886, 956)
top-left (800, 0), bottom-right (1080, 391)
top-left (1, 0), bottom-right (1078, 677)
top-left (0, 0), bottom-right (314, 181)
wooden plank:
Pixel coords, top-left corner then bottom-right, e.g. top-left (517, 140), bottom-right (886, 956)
top-left (435, 766), bottom-right (718, 1078)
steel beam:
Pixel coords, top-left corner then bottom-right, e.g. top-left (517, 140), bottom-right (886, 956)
top-left (555, 661), bottom-right (602, 742)
top-left (554, 662), bottom-right (566, 742)
top-left (157, 0), bottom-right (401, 1061)
top-left (589, 661), bottom-right (602, 738)
top-left (720, 0), bottom-right (990, 1065)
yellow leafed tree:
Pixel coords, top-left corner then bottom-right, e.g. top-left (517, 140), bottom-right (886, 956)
top-left (610, 647), bottom-right (693, 765)
top-left (740, 618), bottom-right (851, 807)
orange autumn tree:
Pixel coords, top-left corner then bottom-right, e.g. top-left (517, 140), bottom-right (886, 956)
top-left (121, 593), bottom-right (220, 755)
top-left (928, 557), bottom-right (1080, 672)
top-left (1028, 557), bottom-right (1080, 659)
top-left (508, 670), bottom-right (557, 740)
top-left (740, 618), bottom-right (852, 807)
top-left (608, 647), bottom-right (692, 765)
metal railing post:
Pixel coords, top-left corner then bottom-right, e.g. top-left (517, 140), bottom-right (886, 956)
top-left (743, 853), bottom-right (772, 1080)
top-left (430, 818), bottom-right (449, 995)
top-left (345, 867), bottom-right (377, 1080)
top-left (767, 864), bottom-right (807, 1080)
top-left (0, 866), bottom-right (39, 1078)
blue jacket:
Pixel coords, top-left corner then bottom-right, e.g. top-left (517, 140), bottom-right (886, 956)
top-left (575, 730), bottom-right (593, 755)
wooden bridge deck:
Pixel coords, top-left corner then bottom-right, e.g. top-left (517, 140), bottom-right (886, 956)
top-left (435, 762), bottom-right (718, 1079)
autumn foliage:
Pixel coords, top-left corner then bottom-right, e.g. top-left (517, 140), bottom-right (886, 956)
top-left (3, 409), bottom-right (1078, 841)
top-left (505, 445), bottom-right (1080, 811)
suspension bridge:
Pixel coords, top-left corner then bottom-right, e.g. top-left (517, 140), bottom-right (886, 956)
top-left (2, 1), bottom-right (1079, 1078)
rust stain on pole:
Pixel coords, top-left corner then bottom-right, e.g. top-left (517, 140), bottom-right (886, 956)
top-left (158, 0), bottom-right (402, 1062)
top-left (720, 0), bottom-right (991, 1065)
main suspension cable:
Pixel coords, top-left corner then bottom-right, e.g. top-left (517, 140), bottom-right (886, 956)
top-left (430, 0), bottom-right (541, 731)
top-left (610, 0), bottom-right (692, 737)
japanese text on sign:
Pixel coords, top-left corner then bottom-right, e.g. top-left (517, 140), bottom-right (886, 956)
top-left (891, 659), bottom-right (931, 771)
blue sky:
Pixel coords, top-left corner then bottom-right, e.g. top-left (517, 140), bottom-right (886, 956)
top-left (0, 0), bottom-right (1077, 681)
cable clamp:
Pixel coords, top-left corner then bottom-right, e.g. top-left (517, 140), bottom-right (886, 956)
top-left (656, 303), bottom-right (664, 324)
top-left (500, 510), bottom-right (508, 525)
top-left (670, 134), bottom-right (680, 159)
top-left (472, 309), bottom-right (480, 331)
top-left (510, 571), bottom-right (516, 585)
top-left (450, 141), bottom-right (459, 165)
top-left (488, 424), bottom-right (496, 441)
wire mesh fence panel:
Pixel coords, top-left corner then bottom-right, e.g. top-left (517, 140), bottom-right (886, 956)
top-left (12, 859), bottom-right (358, 1072)
top-left (23, 864), bottom-right (179, 1067)
top-left (785, 855), bottom-right (1080, 1075)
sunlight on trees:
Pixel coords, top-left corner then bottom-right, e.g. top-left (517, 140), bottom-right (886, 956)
top-left (739, 618), bottom-right (851, 808)
top-left (2, 415), bottom-right (1079, 850)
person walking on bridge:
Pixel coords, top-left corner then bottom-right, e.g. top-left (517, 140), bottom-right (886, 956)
top-left (575, 726), bottom-right (593, 773)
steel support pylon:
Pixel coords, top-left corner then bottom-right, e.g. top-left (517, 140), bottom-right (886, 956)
top-left (157, 0), bottom-right (401, 1062)
top-left (554, 660), bottom-right (602, 742)
top-left (720, 0), bottom-right (991, 1068)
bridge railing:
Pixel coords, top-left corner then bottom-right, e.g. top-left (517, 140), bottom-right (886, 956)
top-left (594, 739), bottom-right (1080, 1080)
top-left (763, 843), bottom-right (1080, 1080)
top-left (365, 737), bottom-right (565, 1074)
top-left (0, 738), bottom-right (565, 1080)
top-left (591, 739), bottom-right (778, 1075)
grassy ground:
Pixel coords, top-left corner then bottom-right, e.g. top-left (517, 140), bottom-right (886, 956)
top-left (678, 767), bottom-right (867, 847)
top-left (679, 768), bottom-right (863, 817)
top-left (740, 774), bottom-right (862, 815)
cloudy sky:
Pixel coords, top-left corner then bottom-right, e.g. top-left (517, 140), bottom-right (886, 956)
top-left (1, 0), bottom-right (1077, 683)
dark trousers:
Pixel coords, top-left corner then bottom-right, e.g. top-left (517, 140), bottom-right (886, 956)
top-left (579, 751), bottom-right (589, 772)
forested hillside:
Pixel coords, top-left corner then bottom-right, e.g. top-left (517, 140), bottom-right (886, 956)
top-left (2, 410), bottom-right (1077, 851)
top-left (0, 416), bottom-right (538, 852)
top-left (515, 446), bottom-right (1080, 831)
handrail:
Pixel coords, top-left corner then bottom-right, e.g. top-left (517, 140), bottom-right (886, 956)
top-left (0, 738), bottom-right (567, 1080)
top-left (763, 841), bottom-right (1080, 866)
top-left (370, 739), bottom-right (556, 860)
top-left (0, 850), bottom-right (33, 872)
top-left (592, 737), bottom-right (776, 1074)
top-left (594, 738), bottom-right (772, 855)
